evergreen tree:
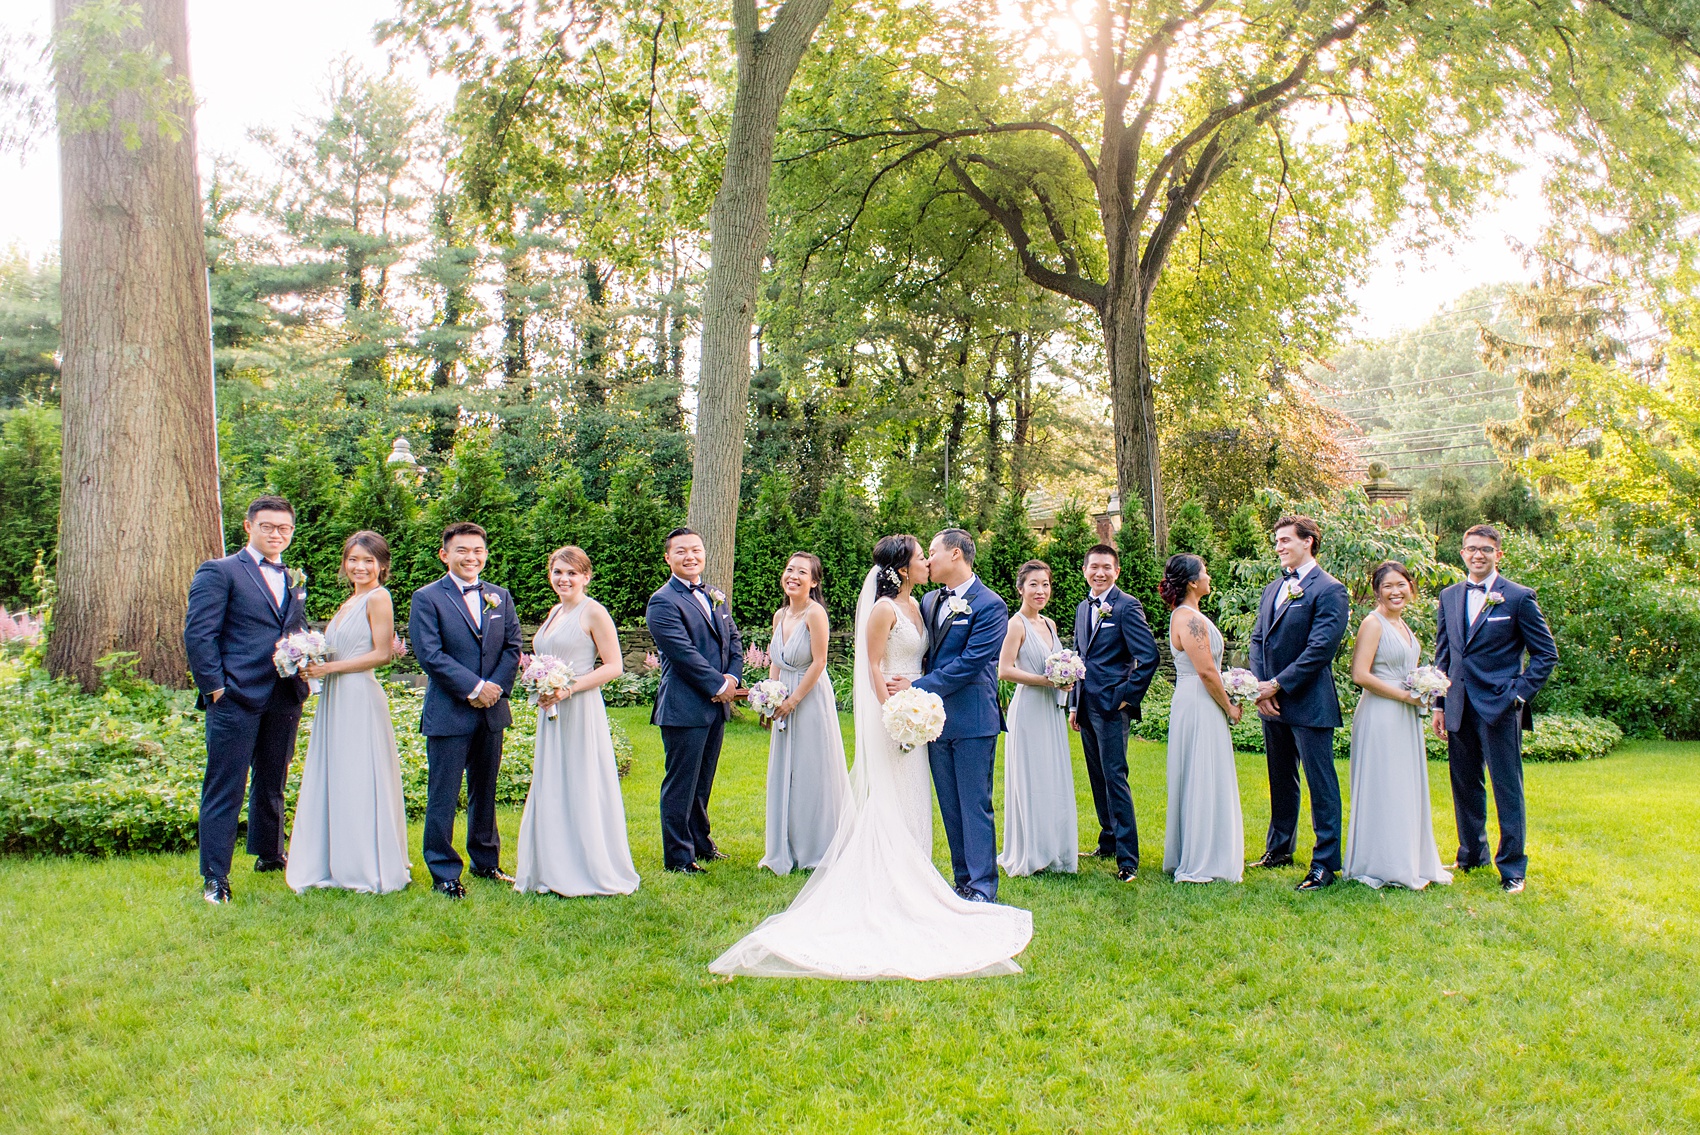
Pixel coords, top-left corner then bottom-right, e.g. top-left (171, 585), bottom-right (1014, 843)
top-left (336, 434), bottom-right (423, 612)
top-left (733, 474), bottom-right (804, 629)
top-left (1223, 503), bottom-right (1265, 562)
top-left (1115, 492), bottom-right (1163, 619)
top-left (1166, 499), bottom-right (1218, 563)
top-left (874, 485), bottom-right (927, 544)
top-left (1041, 502), bottom-right (1097, 633)
top-left (0, 406), bottom-right (61, 608)
top-left (978, 490), bottom-right (1038, 604)
top-left (266, 438), bottom-right (346, 619)
top-left (809, 476), bottom-right (871, 626)
top-left (587, 459), bottom-right (676, 626)
top-left (417, 430), bottom-right (520, 593)
top-left (515, 466), bottom-right (603, 620)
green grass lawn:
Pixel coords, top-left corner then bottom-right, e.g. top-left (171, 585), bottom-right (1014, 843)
top-left (3, 712), bottom-right (1697, 1133)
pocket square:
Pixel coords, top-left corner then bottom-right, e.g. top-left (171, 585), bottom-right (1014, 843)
top-left (1486, 616), bottom-right (1509, 622)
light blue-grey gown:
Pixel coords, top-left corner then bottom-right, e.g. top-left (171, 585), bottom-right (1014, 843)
top-left (286, 588), bottom-right (411, 894)
top-left (1344, 612), bottom-right (1452, 890)
top-left (998, 614), bottom-right (1077, 876)
top-left (760, 612), bottom-right (851, 874)
top-left (1163, 615), bottom-right (1244, 883)
top-left (514, 601), bottom-right (640, 896)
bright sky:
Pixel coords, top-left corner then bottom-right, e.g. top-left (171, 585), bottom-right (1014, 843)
top-left (0, 1), bottom-right (1547, 341)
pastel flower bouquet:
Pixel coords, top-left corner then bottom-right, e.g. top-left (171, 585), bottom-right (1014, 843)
top-left (1044, 649), bottom-right (1086, 708)
top-left (519, 653), bottom-right (577, 719)
top-left (1404, 665), bottom-right (1451, 710)
top-left (746, 678), bottom-right (790, 730)
top-left (272, 631), bottom-right (328, 678)
top-left (1221, 668), bottom-right (1261, 707)
top-left (883, 687), bottom-right (946, 752)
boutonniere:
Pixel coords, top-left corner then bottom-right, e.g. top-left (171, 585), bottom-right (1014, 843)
top-left (946, 595), bottom-right (972, 618)
top-left (482, 591), bottom-right (502, 612)
top-left (286, 567), bottom-right (307, 590)
top-left (1284, 580), bottom-right (1305, 602)
top-left (707, 586), bottom-right (726, 607)
top-left (1484, 592), bottom-right (1504, 608)
top-left (1093, 602), bottom-right (1110, 622)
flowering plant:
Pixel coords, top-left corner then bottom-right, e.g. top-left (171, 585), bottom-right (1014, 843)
top-left (883, 687), bottom-right (946, 752)
top-left (746, 678), bottom-right (790, 730)
top-left (643, 651), bottom-right (661, 671)
top-left (273, 631), bottom-right (328, 677)
top-left (1404, 665), bottom-right (1452, 710)
top-left (519, 653), bottom-right (576, 719)
top-left (1221, 668), bottom-right (1261, 707)
top-left (1044, 649), bottom-right (1086, 708)
top-left (0, 608), bottom-right (43, 646)
top-left (743, 643), bottom-right (770, 671)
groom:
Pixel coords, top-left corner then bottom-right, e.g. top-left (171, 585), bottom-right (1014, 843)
top-left (184, 495), bottom-right (310, 904)
top-left (1433, 524), bottom-right (1558, 893)
top-left (646, 527), bottom-right (743, 874)
top-left (890, 529), bottom-right (1007, 902)
top-left (409, 521), bottom-right (522, 898)
top-left (1248, 514), bottom-right (1350, 891)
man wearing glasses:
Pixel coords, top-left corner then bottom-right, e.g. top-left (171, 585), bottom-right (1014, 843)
top-left (1432, 524), bottom-right (1559, 894)
top-left (184, 496), bottom-right (311, 904)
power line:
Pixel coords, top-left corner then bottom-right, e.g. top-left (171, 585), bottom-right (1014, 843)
top-left (1343, 387), bottom-right (1520, 417)
top-left (1361, 441), bottom-right (1491, 457)
top-left (1328, 368), bottom-right (1494, 396)
top-left (1382, 459), bottom-right (1503, 472)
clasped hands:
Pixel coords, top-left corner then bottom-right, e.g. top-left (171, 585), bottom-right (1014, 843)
top-left (712, 674), bottom-right (740, 705)
top-left (885, 674), bottom-right (913, 697)
top-left (1254, 679), bottom-right (1281, 718)
top-left (467, 681), bottom-right (502, 709)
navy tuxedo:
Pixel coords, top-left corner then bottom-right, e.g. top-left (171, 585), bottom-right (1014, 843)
top-left (183, 550), bottom-right (310, 880)
top-left (915, 578), bottom-right (1007, 899)
top-left (1434, 574), bottom-right (1558, 880)
top-left (1248, 565), bottom-right (1350, 871)
top-left (646, 576), bottom-right (743, 868)
top-left (1069, 587), bottom-right (1160, 869)
top-left (408, 575), bottom-right (522, 882)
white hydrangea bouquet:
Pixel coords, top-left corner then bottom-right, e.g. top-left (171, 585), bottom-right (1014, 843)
top-left (1221, 667), bottom-right (1261, 707)
top-left (519, 653), bottom-right (576, 719)
top-left (883, 687), bottom-right (946, 752)
top-left (273, 630), bottom-right (328, 678)
top-left (1404, 665), bottom-right (1451, 710)
top-left (746, 678), bottom-right (790, 730)
top-left (1044, 649), bottom-right (1086, 708)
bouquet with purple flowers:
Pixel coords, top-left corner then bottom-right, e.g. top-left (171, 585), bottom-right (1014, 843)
top-left (1044, 649), bottom-right (1087, 708)
top-left (1404, 665), bottom-right (1451, 710)
top-left (746, 678), bottom-right (790, 730)
top-left (1221, 668), bottom-right (1261, 707)
top-left (273, 631), bottom-right (328, 678)
top-left (519, 653), bottom-right (577, 719)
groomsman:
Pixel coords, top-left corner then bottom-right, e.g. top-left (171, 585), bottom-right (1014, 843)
top-left (184, 496), bottom-right (310, 904)
top-left (1249, 515), bottom-right (1350, 890)
top-left (1433, 524), bottom-right (1558, 893)
top-left (1068, 544), bottom-right (1160, 882)
top-left (646, 527), bottom-right (743, 873)
top-left (409, 522), bottom-right (522, 898)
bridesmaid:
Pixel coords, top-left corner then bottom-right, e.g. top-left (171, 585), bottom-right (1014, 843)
top-left (288, 531), bottom-right (410, 894)
top-left (513, 546), bottom-right (640, 897)
top-left (1344, 561), bottom-right (1452, 890)
top-left (1160, 554), bottom-right (1244, 884)
top-left (997, 560), bottom-right (1077, 876)
top-left (760, 552), bottom-right (851, 874)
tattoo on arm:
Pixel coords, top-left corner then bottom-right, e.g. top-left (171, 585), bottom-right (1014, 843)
top-left (1187, 616), bottom-right (1207, 643)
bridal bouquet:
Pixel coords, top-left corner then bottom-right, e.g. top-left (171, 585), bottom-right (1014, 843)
top-left (1044, 649), bottom-right (1086, 708)
top-left (1404, 665), bottom-right (1451, 710)
top-left (273, 631), bottom-right (328, 678)
top-left (746, 678), bottom-right (790, 730)
top-left (1221, 668), bottom-right (1261, 707)
top-left (519, 653), bottom-right (576, 719)
top-left (883, 687), bottom-right (946, 752)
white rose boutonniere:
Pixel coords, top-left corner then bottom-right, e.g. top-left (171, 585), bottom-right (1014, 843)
top-left (946, 595), bottom-right (972, 618)
top-left (1484, 592), bottom-right (1504, 608)
top-left (707, 586), bottom-right (727, 606)
top-left (483, 591), bottom-right (502, 612)
top-left (285, 567), bottom-right (307, 590)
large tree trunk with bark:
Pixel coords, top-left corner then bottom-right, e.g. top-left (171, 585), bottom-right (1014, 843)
top-left (1103, 282), bottom-right (1164, 544)
top-left (48, 0), bottom-right (222, 690)
top-left (687, 0), bottom-right (832, 597)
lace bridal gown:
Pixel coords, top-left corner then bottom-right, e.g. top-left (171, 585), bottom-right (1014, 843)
top-left (709, 569), bottom-right (1032, 980)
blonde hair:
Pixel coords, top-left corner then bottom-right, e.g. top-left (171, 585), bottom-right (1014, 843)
top-left (549, 545), bottom-right (593, 576)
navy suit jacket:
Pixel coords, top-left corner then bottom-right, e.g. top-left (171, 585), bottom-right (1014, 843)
top-left (184, 551), bottom-right (310, 712)
top-left (1434, 574), bottom-right (1558, 731)
top-left (646, 576), bottom-right (744, 728)
top-left (408, 575), bottom-right (522, 737)
top-left (1248, 566), bottom-right (1350, 729)
top-left (915, 578), bottom-right (1007, 740)
top-left (1069, 586), bottom-right (1160, 720)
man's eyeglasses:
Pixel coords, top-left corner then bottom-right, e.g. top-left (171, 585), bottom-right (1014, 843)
top-left (254, 523), bottom-right (295, 537)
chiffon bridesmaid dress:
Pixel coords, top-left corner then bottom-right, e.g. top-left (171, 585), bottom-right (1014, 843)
top-left (286, 588), bottom-right (412, 894)
top-left (760, 613), bottom-right (852, 874)
top-left (997, 614), bottom-right (1077, 876)
top-left (513, 601), bottom-right (640, 897)
top-left (1344, 611), bottom-right (1452, 890)
top-left (1162, 615), bottom-right (1244, 883)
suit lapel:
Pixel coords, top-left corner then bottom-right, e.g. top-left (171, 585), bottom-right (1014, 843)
top-left (236, 553), bottom-right (285, 626)
top-left (1447, 585), bottom-right (1468, 658)
top-left (1465, 581), bottom-right (1500, 649)
top-left (441, 576), bottom-right (483, 640)
top-left (1268, 577), bottom-right (1293, 632)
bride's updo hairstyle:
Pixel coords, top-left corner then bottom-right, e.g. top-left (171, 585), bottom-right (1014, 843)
top-left (1159, 553), bottom-right (1205, 610)
top-left (872, 534), bottom-right (921, 600)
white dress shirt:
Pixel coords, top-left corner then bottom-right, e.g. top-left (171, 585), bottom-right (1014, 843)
top-left (456, 576), bottom-right (485, 628)
top-left (245, 545), bottom-right (286, 607)
top-left (673, 575), bottom-right (733, 697)
top-left (1276, 558), bottom-right (1317, 609)
top-left (1466, 570), bottom-right (1500, 625)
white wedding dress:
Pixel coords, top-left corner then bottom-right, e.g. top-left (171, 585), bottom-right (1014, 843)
top-left (709, 570), bottom-right (1033, 980)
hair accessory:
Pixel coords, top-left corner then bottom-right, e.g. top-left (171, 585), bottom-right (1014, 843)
top-left (882, 567), bottom-right (902, 585)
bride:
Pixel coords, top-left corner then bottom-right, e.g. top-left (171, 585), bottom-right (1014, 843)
top-left (710, 535), bottom-right (1032, 980)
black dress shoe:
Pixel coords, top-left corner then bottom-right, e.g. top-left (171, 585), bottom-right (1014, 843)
top-left (254, 856), bottom-right (288, 873)
top-left (470, 866), bottom-right (516, 884)
top-left (1501, 876), bottom-right (1525, 894)
top-left (666, 862), bottom-right (707, 875)
top-left (1249, 853), bottom-right (1294, 869)
top-left (203, 877), bottom-right (231, 904)
top-left (1082, 847), bottom-right (1116, 860)
top-left (432, 878), bottom-right (467, 898)
top-left (1448, 861), bottom-right (1484, 873)
top-left (1295, 865), bottom-right (1337, 891)
top-left (962, 890), bottom-right (991, 903)
top-left (1116, 867), bottom-right (1138, 883)
top-left (698, 846), bottom-right (729, 862)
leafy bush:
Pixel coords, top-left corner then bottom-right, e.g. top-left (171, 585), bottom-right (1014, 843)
top-left (0, 405), bottom-right (60, 609)
top-left (1521, 714), bottom-right (1623, 761)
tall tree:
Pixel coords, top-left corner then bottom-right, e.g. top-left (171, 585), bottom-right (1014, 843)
top-left (48, 0), bottom-right (222, 689)
top-left (687, 0), bottom-right (833, 595)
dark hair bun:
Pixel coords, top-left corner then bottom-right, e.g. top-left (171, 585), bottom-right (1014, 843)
top-left (1160, 554), bottom-right (1204, 609)
top-left (872, 535), bottom-right (918, 600)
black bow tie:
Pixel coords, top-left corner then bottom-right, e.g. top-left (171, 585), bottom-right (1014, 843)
top-left (258, 560), bottom-right (286, 573)
top-left (1466, 581), bottom-right (1489, 592)
top-left (460, 582), bottom-right (483, 594)
top-left (1281, 569), bottom-right (1299, 581)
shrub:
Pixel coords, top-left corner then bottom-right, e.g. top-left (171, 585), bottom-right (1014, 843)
top-left (1521, 714), bottom-right (1623, 761)
top-left (0, 405), bottom-right (60, 609)
top-left (979, 490), bottom-right (1039, 604)
top-left (810, 477), bottom-right (872, 627)
top-left (1041, 503), bottom-right (1097, 636)
top-left (1115, 493), bottom-right (1163, 619)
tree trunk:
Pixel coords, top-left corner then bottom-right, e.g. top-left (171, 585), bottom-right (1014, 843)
top-left (687, 0), bottom-right (832, 597)
top-left (1103, 283), bottom-right (1164, 546)
top-left (49, 0), bottom-right (222, 690)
